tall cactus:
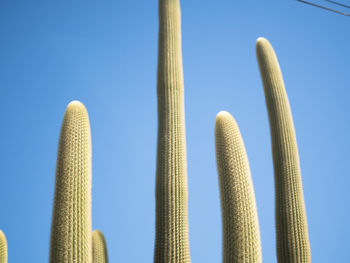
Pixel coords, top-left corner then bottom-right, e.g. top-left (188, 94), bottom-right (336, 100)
top-left (215, 111), bottom-right (262, 263)
top-left (50, 101), bottom-right (92, 263)
top-left (0, 230), bottom-right (8, 263)
top-left (154, 0), bottom-right (190, 262)
top-left (256, 38), bottom-right (311, 262)
top-left (92, 230), bottom-right (108, 263)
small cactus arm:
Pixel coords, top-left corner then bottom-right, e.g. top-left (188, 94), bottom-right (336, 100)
top-left (215, 111), bottom-right (262, 263)
top-left (256, 38), bottom-right (311, 263)
top-left (49, 101), bottom-right (92, 263)
top-left (154, 0), bottom-right (191, 262)
top-left (0, 230), bottom-right (8, 263)
top-left (92, 230), bottom-right (108, 263)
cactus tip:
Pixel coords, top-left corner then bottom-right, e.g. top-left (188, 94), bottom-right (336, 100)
top-left (256, 37), bottom-right (267, 43)
top-left (215, 111), bottom-right (237, 131)
top-left (256, 37), bottom-right (269, 46)
top-left (216, 110), bottom-right (235, 123)
top-left (256, 37), bottom-right (272, 53)
top-left (92, 230), bottom-right (103, 236)
top-left (66, 100), bottom-right (87, 112)
top-left (67, 100), bottom-right (85, 108)
top-left (216, 110), bottom-right (230, 119)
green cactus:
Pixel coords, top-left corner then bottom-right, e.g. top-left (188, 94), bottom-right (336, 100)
top-left (215, 111), bottom-right (262, 263)
top-left (92, 230), bottom-right (108, 263)
top-left (0, 230), bottom-right (8, 263)
top-left (256, 37), bottom-right (311, 262)
top-left (154, 0), bottom-right (190, 262)
top-left (49, 101), bottom-right (92, 263)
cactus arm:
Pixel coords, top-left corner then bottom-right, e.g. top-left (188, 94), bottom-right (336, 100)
top-left (215, 111), bottom-right (262, 263)
top-left (256, 38), bottom-right (311, 263)
top-left (92, 230), bottom-right (108, 263)
top-left (154, 0), bottom-right (191, 262)
top-left (49, 101), bottom-right (92, 263)
top-left (0, 230), bottom-right (8, 263)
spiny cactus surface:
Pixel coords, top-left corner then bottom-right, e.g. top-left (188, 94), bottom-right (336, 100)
top-left (92, 230), bottom-right (108, 263)
top-left (256, 37), bottom-right (311, 263)
top-left (0, 230), bottom-right (7, 263)
top-left (154, 0), bottom-right (190, 262)
top-left (215, 111), bottom-right (262, 263)
top-left (50, 101), bottom-right (92, 263)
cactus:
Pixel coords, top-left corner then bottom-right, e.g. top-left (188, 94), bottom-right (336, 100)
top-left (0, 230), bottom-right (8, 263)
top-left (154, 0), bottom-right (191, 262)
top-left (92, 230), bottom-right (108, 263)
top-left (49, 101), bottom-right (92, 263)
top-left (0, 18), bottom-right (313, 263)
top-left (215, 111), bottom-right (262, 263)
top-left (256, 38), bottom-right (311, 262)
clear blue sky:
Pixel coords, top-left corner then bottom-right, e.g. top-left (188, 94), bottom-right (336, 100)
top-left (0, 1), bottom-right (349, 262)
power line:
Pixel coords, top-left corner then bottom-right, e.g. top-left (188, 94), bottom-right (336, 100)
top-left (296, 0), bottom-right (350, 17)
top-left (325, 0), bottom-right (350, 9)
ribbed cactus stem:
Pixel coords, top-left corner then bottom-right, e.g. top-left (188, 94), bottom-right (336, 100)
top-left (215, 111), bottom-right (262, 263)
top-left (256, 38), bottom-right (311, 263)
top-left (92, 230), bottom-right (108, 263)
top-left (0, 230), bottom-right (8, 263)
top-left (154, 0), bottom-right (190, 262)
top-left (50, 101), bottom-right (92, 263)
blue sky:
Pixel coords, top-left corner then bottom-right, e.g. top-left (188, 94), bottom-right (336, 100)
top-left (0, 1), bottom-right (349, 262)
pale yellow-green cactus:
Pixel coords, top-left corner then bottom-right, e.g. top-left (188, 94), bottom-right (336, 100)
top-left (50, 101), bottom-right (92, 263)
top-left (256, 37), bottom-right (311, 263)
top-left (215, 111), bottom-right (262, 263)
top-left (154, 0), bottom-right (190, 262)
top-left (0, 230), bottom-right (8, 263)
top-left (92, 230), bottom-right (108, 263)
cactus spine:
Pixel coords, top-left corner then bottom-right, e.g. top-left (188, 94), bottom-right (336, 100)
top-left (154, 0), bottom-right (190, 262)
top-left (92, 230), bottom-right (108, 263)
top-left (50, 101), bottom-right (92, 263)
top-left (0, 230), bottom-right (7, 263)
top-left (215, 111), bottom-right (262, 263)
top-left (256, 38), bottom-right (311, 263)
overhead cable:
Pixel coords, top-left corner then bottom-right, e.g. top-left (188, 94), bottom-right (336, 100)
top-left (325, 0), bottom-right (350, 9)
top-left (296, 0), bottom-right (350, 17)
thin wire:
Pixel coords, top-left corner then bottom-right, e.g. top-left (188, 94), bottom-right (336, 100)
top-left (325, 0), bottom-right (350, 9)
top-left (296, 0), bottom-right (350, 17)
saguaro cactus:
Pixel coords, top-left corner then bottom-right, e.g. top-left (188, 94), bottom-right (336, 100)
top-left (256, 38), bottom-right (311, 262)
top-left (92, 230), bottom-right (108, 263)
top-left (0, 230), bottom-right (7, 263)
top-left (154, 0), bottom-right (190, 262)
top-left (50, 101), bottom-right (92, 263)
top-left (215, 111), bottom-right (262, 263)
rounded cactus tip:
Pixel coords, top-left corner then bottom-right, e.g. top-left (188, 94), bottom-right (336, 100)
top-left (215, 111), bottom-right (238, 130)
top-left (256, 37), bottom-right (268, 44)
top-left (67, 100), bottom-right (84, 107)
top-left (66, 100), bottom-right (87, 112)
top-left (216, 110), bottom-right (230, 119)
top-left (256, 37), bottom-right (272, 52)
top-left (92, 229), bottom-right (103, 236)
top-left (216, 111), bottom-right (234, 123)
